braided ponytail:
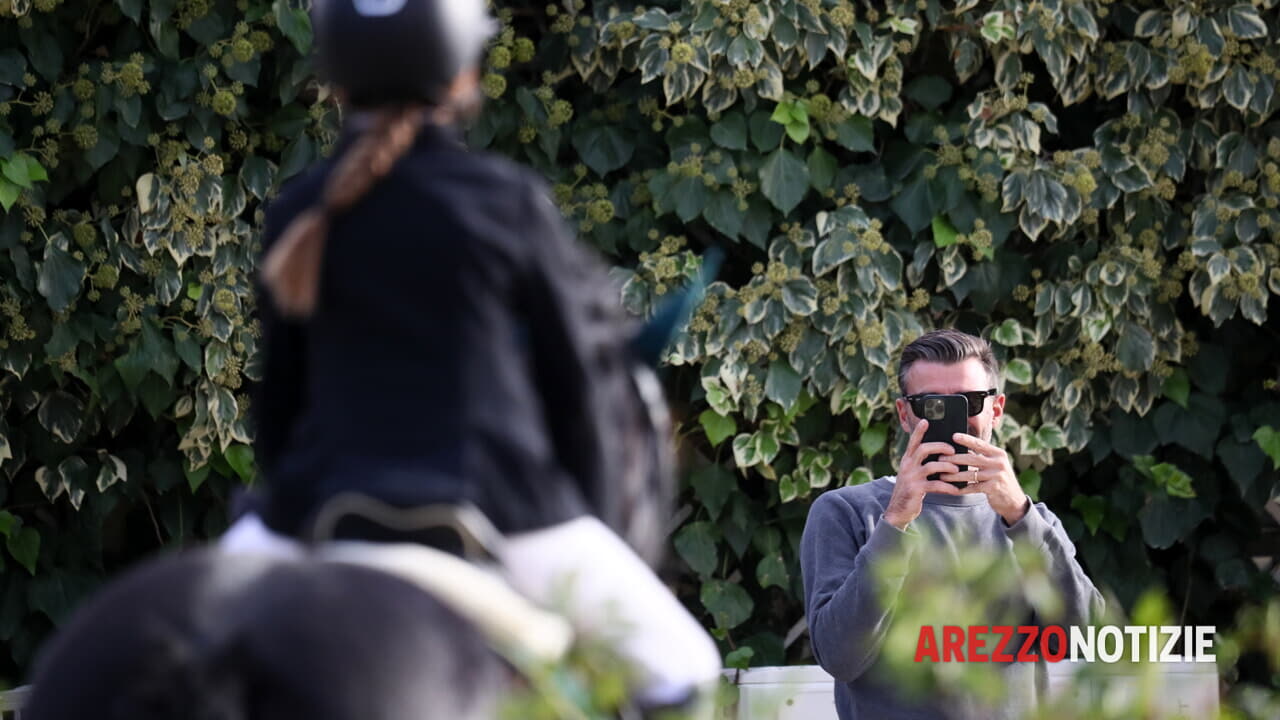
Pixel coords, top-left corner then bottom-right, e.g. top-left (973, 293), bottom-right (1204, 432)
top-left (260, 105), bottom-right (427, 318)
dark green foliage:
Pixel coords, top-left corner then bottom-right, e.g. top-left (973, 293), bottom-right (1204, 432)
top-left (2, 1), bottom-right (1280, 701)
top-left (0, 0), bottom-right (335, 683)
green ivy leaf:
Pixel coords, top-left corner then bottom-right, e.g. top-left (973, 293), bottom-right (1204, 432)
top-left (833, 116), bottom-right (874, 152)
top-left (85, 125), bottom-right (121, 171)
top-left (0, 510), bottom-right (16, 537)
top-left (710, 111), bottom-right (748, 150)
top-left (859, 423), bottom-right (888, 459)
top-left (141, 318), bottom-right (181, 386)
top-left (185, 461), bottom-right (211, 492)
top-left (699, 409), bottom-right (737, 447)
top-left (890, 176), bottom-right (933, 233)
top-left (274, 0), bottom-right (314, 54)
top-left (756, 552), bottom-right (789, 590)
top-left (733, 433), bottom-right (760, 467)
top-left (1254, 426), bottom-right (1280, 470)
top-left (173, 329), bottom-right (203, 372)
top-left (903, 75), bottom-right (953, 110)
top-left (701, 579), bottom-right (754, 630)
top-left (278, 133), bottom-right (316, 182)
top-left (755, 431), bottom-right (781, 465)
top-left (0, 176), bottom-right (19, 212)
top-left (690, 464), bottom-right (736, 521)
top-left (1223, 66), bottom-right (1252, 112)
top-left (765, 360), bottom-right (802, 412)
top-left (138, 373), bottom-right (175, 418)
top-left (239, 156), bottom-right (276, 200)
top-left (572, 125), bottom-right (635, 176)
top-left (725, 646), bottom-right (755, 670)
top-left (57, 456), bottom-right (91, 511)
top-left (931, 214), bottom-right (958, 248)
top-left (741, 196), bottom-right (773, 249)
top-left (759, 147), bottom-right (809, 213)
top-left (96, 452), bottom-right (127, 492)
top-left (1018, 468), bottom-right (1041, 501)
top-left (1226, 4), bottom-right (1268, 38)
top-left (847, 467), bottom-right (874, 486)
top-left (1036, 423), bottom-right (1067, 450)
top-left (780, 278), bottom-right (818, 316)
top-left (777, 474), bottom-right (797, 502)
top-left (37, 391), bottom-right (85, 444)
top-left (1071, 494), bottom-right (1106, 535)
top-left (749, 109), bottom-right (785, 152)
top-left (674, 521), bottom-right (720, 578)
top-left (0, 48), bottom-right (27, 85)
top-left (807, 146), bottom-right (836, 191)
top-left (673, 175), bottom-right (711, 223)
top-left (5, 526), bottom-right (39, 575)
top-left (1115, 322), bottom-right (1155, 372)
top-left (704, 191), bottom-right (745, 239)
top-left (37, 241), bottom-right (86, 312)
top-left (1162, 368), bottom-right (1190, 409)
top-left (812, 232), bottom-right (858, 277)
top-left (992, 318), bottom-right (1023, 346)
top-left (114, 345), bottom-right (151, 392)
top-left (20, 26), bottom-right (63, 81)
top-left (1151, 462), bottom-right (1196, 499)
top-left (1153, 395), bottom-right (1225, 460)
top-left (1005, 358), bottom-right (1033, 386)
top-left (1139, 494), bottom-right (1209, 549)
top-left (2, 153), bottom-right (49, 189)
top-left (770, 100), bottom-right (810, 144)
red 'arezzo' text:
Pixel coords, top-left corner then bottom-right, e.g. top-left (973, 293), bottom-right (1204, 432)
top-left (914, 625), bottom-right (1068, 663)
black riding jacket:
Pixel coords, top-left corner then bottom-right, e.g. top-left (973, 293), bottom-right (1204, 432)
top-left (254, 123), bottom-right (636, 539)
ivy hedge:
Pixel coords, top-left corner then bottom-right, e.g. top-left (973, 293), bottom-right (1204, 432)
top-left (2, 0), bottom-right (1279, 693)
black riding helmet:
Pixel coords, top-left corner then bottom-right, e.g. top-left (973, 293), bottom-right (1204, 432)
top-left (312, 0), bottom-right (496, 107)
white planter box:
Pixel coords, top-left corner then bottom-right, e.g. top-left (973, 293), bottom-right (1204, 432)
top-left (722, 665), bottom-right (837, 720)
top-left (1045, 660), bottom-right (1219, 718)
top-left (722, 662), bottom-right (1220, 720)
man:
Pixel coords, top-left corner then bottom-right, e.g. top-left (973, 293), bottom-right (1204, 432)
top-left (800, 329), bottom-right (1104, 719)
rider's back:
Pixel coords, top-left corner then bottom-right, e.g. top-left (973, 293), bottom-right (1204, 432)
top-left (256, 123), bottom-right (620, 539)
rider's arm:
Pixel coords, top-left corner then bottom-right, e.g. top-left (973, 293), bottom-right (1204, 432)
top-left (518, 180), bottom-right (629, 518)
top-left (252, 200), bottom-right (307, 477)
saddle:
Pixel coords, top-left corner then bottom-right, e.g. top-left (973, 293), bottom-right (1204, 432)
top-left (219, 498), bottom-right (574, 668)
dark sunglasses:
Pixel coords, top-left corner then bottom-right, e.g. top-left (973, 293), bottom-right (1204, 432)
top-left (903, 389), bottom-right (998, 417)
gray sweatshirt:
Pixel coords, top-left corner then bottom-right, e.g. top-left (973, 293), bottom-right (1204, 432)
top-left (800, 477), bottom-right (1105, 720)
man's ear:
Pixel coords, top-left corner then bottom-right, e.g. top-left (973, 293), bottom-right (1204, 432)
top-left (895, 397), bottom-right (913, 433)
top-left (991, 392), bottom-right (1006, 426)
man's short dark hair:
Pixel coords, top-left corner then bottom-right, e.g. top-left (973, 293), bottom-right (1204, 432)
top-left (897, 329), bottom-right (999, 395)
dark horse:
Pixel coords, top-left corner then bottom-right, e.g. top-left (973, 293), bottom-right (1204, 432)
top-left (20, 543), bottom-right (517, 720)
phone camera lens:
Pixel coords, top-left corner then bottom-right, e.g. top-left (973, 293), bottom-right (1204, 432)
top-left (924, 397), bottom-right (945, 420)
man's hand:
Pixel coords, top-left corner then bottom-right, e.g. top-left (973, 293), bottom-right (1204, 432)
top-left (882, 420), bottom-right (963, 530)
top-left (939, 433), bottom-right (1029, 525)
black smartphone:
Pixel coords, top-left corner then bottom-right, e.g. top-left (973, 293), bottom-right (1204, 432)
top-left (919, 394), bottom-right (970, 489)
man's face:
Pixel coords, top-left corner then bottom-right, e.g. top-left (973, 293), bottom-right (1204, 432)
top-left (895, 358), bottom-right (1005, 443)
